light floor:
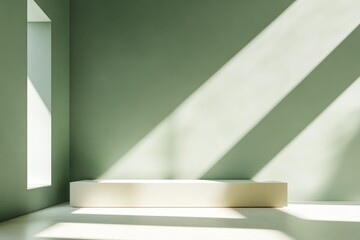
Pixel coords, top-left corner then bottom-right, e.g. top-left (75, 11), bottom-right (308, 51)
top-left (1, 202), bottom-right (360, 240)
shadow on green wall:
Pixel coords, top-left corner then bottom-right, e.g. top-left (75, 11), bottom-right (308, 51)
top-left (203, 26), bottom-right (360, 179)
top-left (70, 0), bottom-right (360, 201)
top-left (96, 0), bottom-right (360, 180)
top-left (71, 0), bottom-right (295, 180)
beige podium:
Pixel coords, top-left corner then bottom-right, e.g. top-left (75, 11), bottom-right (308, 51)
top-left (70, 180), bottom-right (287, 208)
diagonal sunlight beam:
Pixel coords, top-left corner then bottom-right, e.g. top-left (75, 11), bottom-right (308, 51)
top-left (254, 76), bottom-right (360, 200)
top-left (202, 25), bottom-right (360, 180)
top-left (101, 0), bottom-right (360, 179)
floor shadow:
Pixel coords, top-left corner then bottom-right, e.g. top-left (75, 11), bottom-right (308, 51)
top-left (30, 204), bottom-right (360, 240)
top-left (3, 203), bottom-right (360, 240)
top-left (202, 26), bottom-right (360, 179)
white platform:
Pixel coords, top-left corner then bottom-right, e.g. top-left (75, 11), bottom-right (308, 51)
top-left (70, 180), bottom-right (287, 208)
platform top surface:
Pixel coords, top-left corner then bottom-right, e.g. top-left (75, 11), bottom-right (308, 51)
top-left (71, 179), bottom-right (286, 184)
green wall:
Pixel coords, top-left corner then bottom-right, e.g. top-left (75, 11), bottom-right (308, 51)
top-left (70, 0), bottom-right (360, 201)
top-left (204, 26), bottom-right (360, 200)
top-left (0, 0), bottom-right (69, 222)
top-left (1, 0), bottom-right (358, 223)
top-left (70, 0), bottom-right (293, 179)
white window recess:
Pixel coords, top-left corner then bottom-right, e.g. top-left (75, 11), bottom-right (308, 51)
top-left (27, 0), bottom-right (52, 189)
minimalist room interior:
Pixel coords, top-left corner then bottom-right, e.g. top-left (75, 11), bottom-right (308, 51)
top-left (1, 0), bottom-right (360, 239)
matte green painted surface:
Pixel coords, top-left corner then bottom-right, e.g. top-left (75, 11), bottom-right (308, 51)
top-left (70, 0), bottom-right (293, 180)
top-left (0, 0), bottom-right (69, 222)
top-left (1, 0), bottom-right (358, 222)
top-left (202, 29), bottom-right (360, 176)
top-left (203, 26), bottom-right (360, 200)
top-left (70, 0), bottom-right (360, 201)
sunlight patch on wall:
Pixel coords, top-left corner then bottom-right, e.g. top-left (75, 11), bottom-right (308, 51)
top-left (27, 78), bottom-right (51, 188)
top-left (101, 0), bottom-right (360, 179)
top-left (36, 222), bottom-right (294, 240)
top-left (254, 76), bottom-right (360, 200)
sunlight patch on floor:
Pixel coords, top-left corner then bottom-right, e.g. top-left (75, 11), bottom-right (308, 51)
top-left (36, 222), bottom-right (293, 240)
top-left (281, 203), bottom-right (360, 222)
